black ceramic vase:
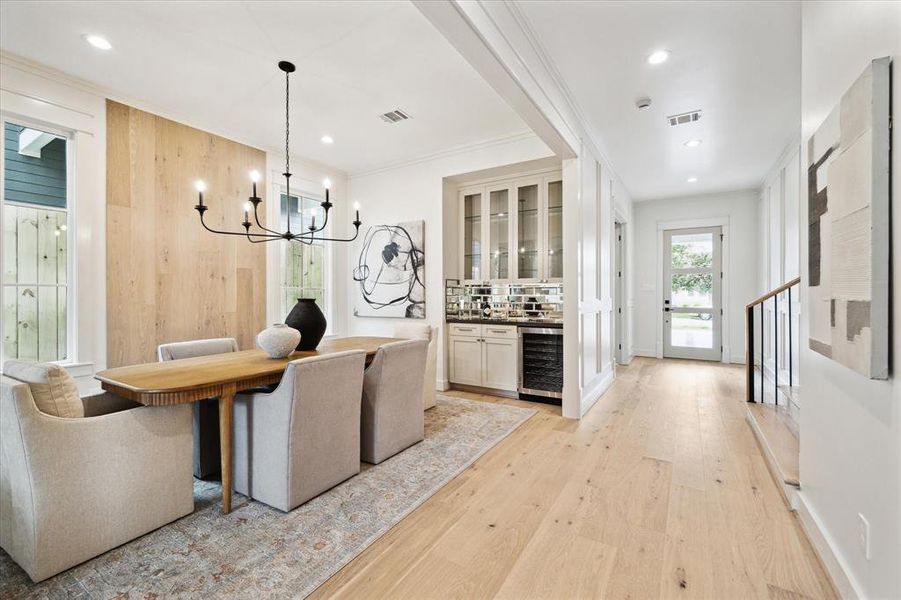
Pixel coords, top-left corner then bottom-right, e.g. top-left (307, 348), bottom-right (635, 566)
top-left (285, 298), bottom-right (327, 350)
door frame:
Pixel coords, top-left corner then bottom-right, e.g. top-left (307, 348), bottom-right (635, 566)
top-left (656, 217), bottom-right (731, 363)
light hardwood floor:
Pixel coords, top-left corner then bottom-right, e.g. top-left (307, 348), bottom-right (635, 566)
top-left (312, 357), bottom-right (836, 600)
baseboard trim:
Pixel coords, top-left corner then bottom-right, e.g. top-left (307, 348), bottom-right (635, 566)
top-left (632, 348), bottom-right (656, 357)
top-left (579, 367), bottom-right (614, 417)
top-left (448, 383), bottom-right (519, 399)
top-left (436, 378), bottom-right (450, 392)
top-left (793, 492), bottom-right (863, 600)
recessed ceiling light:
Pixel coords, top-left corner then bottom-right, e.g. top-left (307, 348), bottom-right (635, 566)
top-left (684, 139), bottom-right (702, 148)
top-left (83, 34), bottom-right (112, 50)
top-left (687, 177), bottom-right (698, 183)
top-left (320, 135), bottom-right (334, 144)
top-left (647, 50), bottom-right (669, 65)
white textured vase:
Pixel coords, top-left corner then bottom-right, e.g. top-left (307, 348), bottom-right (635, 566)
top-left (257, 324), bottom-right (301, 358)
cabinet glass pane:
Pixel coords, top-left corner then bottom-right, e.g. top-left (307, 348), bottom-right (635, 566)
top-left (463, 192), bottom-right (481, 280)
top-left (489, 189), bottom-right (509, 279)
top-left (547, 180), bottom-right (563, 278)
top-left (517, 184), bottom-right (539, 279)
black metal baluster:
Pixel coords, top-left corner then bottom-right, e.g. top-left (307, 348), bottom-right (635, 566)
top-left (788, 286), bottom-right (793, 388)
top-left (760, 302), bottom-right (764, 403)
top-left (774, 293), bottom-right (778, 406)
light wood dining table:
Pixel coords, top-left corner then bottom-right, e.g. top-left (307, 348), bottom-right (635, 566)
top-left (95, 336), bottom-right (401, 514)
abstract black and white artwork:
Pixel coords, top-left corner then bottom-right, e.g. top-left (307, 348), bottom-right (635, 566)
top-left (353, 220), bottom-right (425, 319)
top-left (807, 57), bottom-right (890, 379)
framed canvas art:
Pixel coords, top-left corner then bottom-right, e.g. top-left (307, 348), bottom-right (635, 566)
top-left (807, 57), bottom-right (891, 379)
top-left (353, 220), bottom-right (425, 319)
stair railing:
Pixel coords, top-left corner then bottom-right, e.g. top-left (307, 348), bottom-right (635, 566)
top-left (746, 277), bottom-right (800, 404)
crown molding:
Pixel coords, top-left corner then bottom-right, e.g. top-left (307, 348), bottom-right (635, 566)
top-left (348, 129), bottom-right (542, 179)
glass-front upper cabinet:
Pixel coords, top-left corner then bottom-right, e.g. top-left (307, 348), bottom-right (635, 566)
top-left (545, 178), bottom-right (563, 280)
top-left (458, 170), bottom-right (561, 283)
top-left (488, 185), bottom-right (513, 280)
top-left (461, 190), bottom-right (482, 281)
top-left (516, 180), bottom-right (540, 280)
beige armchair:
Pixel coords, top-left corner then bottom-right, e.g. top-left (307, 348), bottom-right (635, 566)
top-left (0, 375), bottom-right (193, 582)
top-left (393, 322), bottom-right (437, 410)
top-left (361, 339), bottom-right (429, 464)
top-left (232, 350), bottom-right (367, 512)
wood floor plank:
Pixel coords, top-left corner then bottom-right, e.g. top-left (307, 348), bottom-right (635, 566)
top-left (310, 358), bottom-right (837, 600)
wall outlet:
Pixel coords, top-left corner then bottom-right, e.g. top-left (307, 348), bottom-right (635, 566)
top-left (857, 513), bottom-right (871, 560)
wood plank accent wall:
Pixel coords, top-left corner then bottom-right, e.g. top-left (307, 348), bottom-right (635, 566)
top-left (106, 100), bottom-right (266, 367)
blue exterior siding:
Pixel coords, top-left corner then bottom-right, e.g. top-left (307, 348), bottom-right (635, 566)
top-left (3, 122), bottom-right (67, 209)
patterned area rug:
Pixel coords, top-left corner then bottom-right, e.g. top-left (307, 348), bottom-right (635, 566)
top-left (1, 395), bottom-right (534, 599)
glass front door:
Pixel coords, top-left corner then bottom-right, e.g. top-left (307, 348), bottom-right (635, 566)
top-left (663, 227), bottom-right (722, 361)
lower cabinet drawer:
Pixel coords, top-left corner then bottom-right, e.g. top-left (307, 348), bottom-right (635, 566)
top-left (449, 323), bottom-right (482, 338)
top-left (481, 325), bottom-right (517, 339)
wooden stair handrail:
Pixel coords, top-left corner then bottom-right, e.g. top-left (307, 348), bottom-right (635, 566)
top-left (747, 277), bottom-right (801, 308)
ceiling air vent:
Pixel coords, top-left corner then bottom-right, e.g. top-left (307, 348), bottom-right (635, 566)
top-left (379, 109), bottom-right (412, 124)
top-left (667, 110), bottom-right (702, 127)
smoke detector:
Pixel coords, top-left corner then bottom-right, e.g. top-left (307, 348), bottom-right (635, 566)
top-left (635, 97), bottom-right (652, 111)
top-left (667, 110), bottom-right (702, 126)
top-left (379, 109), bottom-right (412, 124)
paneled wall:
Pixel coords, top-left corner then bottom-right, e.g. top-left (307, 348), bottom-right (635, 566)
top-left (106, 100), bottom-right (266, 367)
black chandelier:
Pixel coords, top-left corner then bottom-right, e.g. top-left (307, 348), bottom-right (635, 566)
top-left (193, 60), bottom-right (361, 245)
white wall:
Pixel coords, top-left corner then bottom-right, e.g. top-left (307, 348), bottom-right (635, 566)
top-left (797, 3), bottom-right (900, 598)
top-left (345, 134), bottom-right (553, 388)
top-left (0, 54), bottom-right (107, 394)
top-left (632, 190), bottom-right (759, 363)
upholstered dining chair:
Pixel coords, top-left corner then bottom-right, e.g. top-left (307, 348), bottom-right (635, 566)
top-left (0, 364), bottom-right (193, 583)
top-left (360, 339), bottom-right (429, 465)
top-left (158, 337), bottom-right (239, 479)
top-left (231, 350), bottom-right (367, 512)
top-left (392, 322), bottom-right (438, 410)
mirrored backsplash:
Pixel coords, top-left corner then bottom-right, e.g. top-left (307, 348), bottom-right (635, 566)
top-left (445, 280), bottom-right (563, 321)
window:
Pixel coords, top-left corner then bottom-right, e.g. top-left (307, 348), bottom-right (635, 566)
top-left (279, 192), bottom-right (327, 318)
top-left (1, 121), bottom-right (71, 363)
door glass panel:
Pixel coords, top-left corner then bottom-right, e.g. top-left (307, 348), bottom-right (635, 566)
top-left (517, 184), bottom-right (539, 279)
top-left (670, 312), bottom-right (714, 349)
top-left (546, 180), bottom-right (563, 278)
top-left (671, 273), bottom-right (713, 308)
top-left (489, 189), bottom-right (509, 279)
top-left (463, 192), bottom-right (481, 279)
top-left (671, 232), bottom-right (713, 269)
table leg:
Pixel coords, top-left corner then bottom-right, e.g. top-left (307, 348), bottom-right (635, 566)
top-left (218, 386), bottom-right (236, 514)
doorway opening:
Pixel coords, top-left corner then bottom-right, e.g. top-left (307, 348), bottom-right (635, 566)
top-left (662, 226), bottom-right (722, 361)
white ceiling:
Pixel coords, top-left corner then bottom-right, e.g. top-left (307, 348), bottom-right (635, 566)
top-left (516, 0), bottom-right (801, 201)
top-left (0, 1), bottom-right (530, 175)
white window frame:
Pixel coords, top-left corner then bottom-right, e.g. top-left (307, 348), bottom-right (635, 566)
top-left (273, 184), bottom-right (333, 334)
top-left (0, 113), bottom-right (76, 365)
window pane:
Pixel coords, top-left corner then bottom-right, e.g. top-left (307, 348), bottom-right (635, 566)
top-left (670, 312), bottom-right (714, 349)
top-left (489, 189), bottom-right (509, 279)
top-left (671, 232), bottom-right (713, 269)
top-left (671, 273), bottom-right (713, 308)
top-left (2, 122), bottom-right (69, 362)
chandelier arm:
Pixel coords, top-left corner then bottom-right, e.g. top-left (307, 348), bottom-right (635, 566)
top-left (198, 210), bottom-right (282, 239)
top-left (245, 230), bottom-right (283, 244)
top-left (295, 226), bottom-right (362, 244)
top-left (251, 203), bottom-right (284, 236)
